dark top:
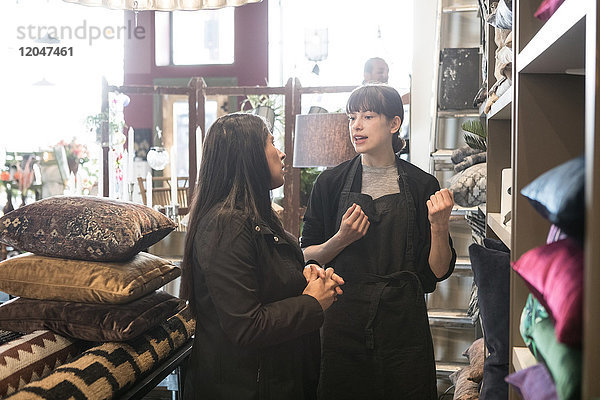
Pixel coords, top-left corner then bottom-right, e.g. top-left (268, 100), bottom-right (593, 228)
top-left (300, 155), bottom-right (456, 293)
top-left (183, 206), bottom-right (324, 400)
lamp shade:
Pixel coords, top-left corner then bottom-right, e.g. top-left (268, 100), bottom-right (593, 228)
top-left (293, 113), bottom-right (357, 168)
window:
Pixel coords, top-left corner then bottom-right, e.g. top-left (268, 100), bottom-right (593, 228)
top-left (0, 0), bottom-right (124, 151)
top-left (155, 8), bottom-right (235, 66)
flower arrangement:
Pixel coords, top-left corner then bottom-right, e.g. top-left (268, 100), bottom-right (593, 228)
top-left (1, 155), bottom-right (37, 212)
top-left (54, 138), bottom-right (99, 196)
top-left (56, 138), bottom-right (90, 173)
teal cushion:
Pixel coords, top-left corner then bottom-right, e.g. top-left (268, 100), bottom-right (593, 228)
top-left (520, 294), bottom-right (582, 400)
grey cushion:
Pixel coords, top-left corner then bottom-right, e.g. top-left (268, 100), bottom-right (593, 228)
top-left (449, 163), bottom-right (487, 207)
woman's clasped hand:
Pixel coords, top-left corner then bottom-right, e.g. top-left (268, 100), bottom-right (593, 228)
top-left (302, 265), bottom-right (345, 310)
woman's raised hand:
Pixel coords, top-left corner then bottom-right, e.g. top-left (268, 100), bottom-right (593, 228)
top-left (302, 267), bottom-right (344, 311)
top-left (426, 188), bottom-right (454, 230)
top-left (336, 203), bottom-right (370, 247)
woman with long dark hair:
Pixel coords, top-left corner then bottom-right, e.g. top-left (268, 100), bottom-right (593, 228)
top-left (180, 113), bottom-right (342, 400)
top-left (301, 84), bottom-right (456, 399)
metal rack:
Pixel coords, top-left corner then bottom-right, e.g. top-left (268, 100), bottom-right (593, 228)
top-left (426, 0), bottom-right (484, 388)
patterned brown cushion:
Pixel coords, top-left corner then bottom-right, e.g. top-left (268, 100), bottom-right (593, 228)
top-left (449, 366), bottom-right (480, 400)
top-left (0, 330), bottom-right (88, 398)
top-left (463, 337), bottom-right (485, 383)
top-left (0, 196), bottom-right (176, 262)
top-left (0, 252), bottom-right (181, 304)
top-left (4, 306), bottom-right (195, 400)
top-left (0, 291), bottom-right (185, 341)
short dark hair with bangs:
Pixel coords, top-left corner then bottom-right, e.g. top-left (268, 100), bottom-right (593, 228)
top-left (346, 84), bottom-right (405, 153)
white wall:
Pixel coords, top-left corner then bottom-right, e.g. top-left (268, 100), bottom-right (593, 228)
top-left (409, 1), bottom-right (439, 172)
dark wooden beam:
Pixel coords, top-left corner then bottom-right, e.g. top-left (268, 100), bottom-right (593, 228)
top-left (204, 86), bottom-right (286, 96)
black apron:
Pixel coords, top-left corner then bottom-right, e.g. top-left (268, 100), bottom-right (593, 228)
top-left (318, 157), bottom-right (437, 400)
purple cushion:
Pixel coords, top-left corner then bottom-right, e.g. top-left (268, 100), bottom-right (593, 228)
top-left (512, 238), bottom-right (583, 345)
top-left (505, 364), bottom-right (558, 400)
top-left (546, 224), bottom-right (568, 244)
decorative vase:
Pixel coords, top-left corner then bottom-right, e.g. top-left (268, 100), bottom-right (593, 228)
top-left (67, 156), bottom-right (79, 175)
top-left (147, 146), bottom-right (169, 171)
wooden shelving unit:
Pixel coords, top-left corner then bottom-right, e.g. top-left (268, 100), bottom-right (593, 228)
top-left (482, 0), bottom-right (600, 398)
top-left (487, 90), bottom-right (512, 120)
top-left (512, 347), bottom-right (537, 372)
top-left (487, 213), bottom-right (511, 250)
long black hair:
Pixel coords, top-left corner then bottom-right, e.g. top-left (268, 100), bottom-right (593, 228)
top-left (346, 84), bottom-right (405, 153)
top-left (180, 113), bottom-right (284, 309)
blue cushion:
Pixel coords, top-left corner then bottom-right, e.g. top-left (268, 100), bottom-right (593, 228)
top-left (520, 156), bottom-right (584, 240)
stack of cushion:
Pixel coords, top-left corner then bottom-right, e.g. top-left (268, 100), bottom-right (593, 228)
top-left (3, 305), bottom-right (195, 400)
top-left (449, 146), bottom-right (487, 208)
top-left (506, 156), bottom-right (584, 399)
top-left (0, 196), bottom-right (184, 396)
top-left (0, 196), bottom-right (183, 342)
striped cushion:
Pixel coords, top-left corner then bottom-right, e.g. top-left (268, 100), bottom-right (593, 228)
top-left (4, 306), bottom-right (195, 399)
top-left (0, 330), bottom-right (87, 397)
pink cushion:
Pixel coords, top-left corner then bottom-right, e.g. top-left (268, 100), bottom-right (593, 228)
top-left (534, 0), bottom-right (566, 21)
top-left (512, 238), bottom-right (583, 345)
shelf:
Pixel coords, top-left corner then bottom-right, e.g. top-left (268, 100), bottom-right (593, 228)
top-left (487, 212), bottom-right (511, 250)
top-left (517, 0), bottom-right (585, 73)
top-left (436, 361), bottom-right (469, 380)
top-left (431, 149), bottom-right (454, 159)
top-left (442, 5), bottom-right (478, 13)
top-left (428, 309), bottom-right (475, 328)
top-left (453, 256), bottom-right (473, 276)
top-left (512, 347), bottom-right (537, 372)
top-left (451, 205), bottom-right (478, 216)
top-left (487, 90), bottom-right (512, 120)
top-left (437, 109), bottom-right (481, 118)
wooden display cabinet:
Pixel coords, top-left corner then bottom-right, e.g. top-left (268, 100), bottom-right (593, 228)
top-left (483, 0), bottom-right (600, 398)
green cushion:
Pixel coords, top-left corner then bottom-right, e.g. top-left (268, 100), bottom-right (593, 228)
top-left (520, 294), bottom-right (581, 400)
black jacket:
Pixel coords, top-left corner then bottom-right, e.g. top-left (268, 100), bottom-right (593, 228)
top-left (183, 208), bottom-right (324, 400)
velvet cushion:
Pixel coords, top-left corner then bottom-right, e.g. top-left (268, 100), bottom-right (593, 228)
top-left (534, 0), bottom-right (566, 21)
top-left (449, 366), bottom-right (480, 400)
top-left (0, 196), bottom-right (176, 262)
top-left (449, 162), bottom-right (487, 207)
top-left (0, 330), bottom-right (88, 397)
top-left (0, 291), bottom-right (185, 341)
top-left (520, 294), bottom-right (581, 400)
top-left (0, 252), bottom-right (180, 304)
top-left (469, 238), bottom-right (510, 399)
top-left (520, 155), bottom-right (584, 240)
top-left (463, 337), bottom-right (485, 383)
top-left (505, 364), bottom-right (558, 400)
top-left (512, 238), bottom-right (583, 345)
